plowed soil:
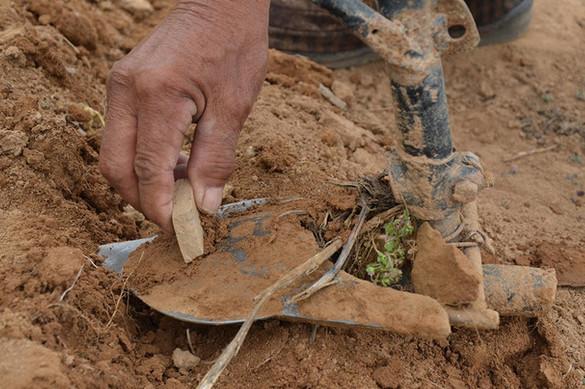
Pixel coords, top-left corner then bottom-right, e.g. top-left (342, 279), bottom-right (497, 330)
top-left (1, 0), bottom-right (584, 388)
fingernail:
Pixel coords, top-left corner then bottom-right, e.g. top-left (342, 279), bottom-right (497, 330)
top-left (198, 186), bottom-right (223, 215)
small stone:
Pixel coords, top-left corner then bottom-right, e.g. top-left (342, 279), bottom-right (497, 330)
top-left (3, 46), bottom-right (26, 67)
top-left (172, 348), bottom-right (200, 370)
top-left (63, 355), bottom-right (75, 366)
top-left (98, 1), bottom-right (114, 11)
top-left (0, 130), bottom-right (28, 157)
top-left (117, 0), bottom-right (154, 18)
top-left (223, 184), bottom-right (234, 199)
top-left (244, 145), bottom-right (257, 158)
top-left (38, 14), bottom-right (51, 25)
top-left (411, 223), bottom-right (481, 305)
top-left (123, 204), bottom-right (145, 223)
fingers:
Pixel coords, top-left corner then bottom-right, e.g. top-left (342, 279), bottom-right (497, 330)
top-left (99, 65), bottom-right (140, 210)
top-left (188, 114), bottom-right (240, 215)
top-left (134, 93), bottom-right (197, 232)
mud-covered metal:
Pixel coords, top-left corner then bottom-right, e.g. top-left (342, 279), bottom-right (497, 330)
top-left (315, 0), bottom-right (485, 233)
top-left (100, 211), bottom-right (556, 331)
top-left (314, 0), bottom-right (426, 77)
top-left (387, 150), bottom-right (486, 221)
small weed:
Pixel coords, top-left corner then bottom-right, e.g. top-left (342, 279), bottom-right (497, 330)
top-left (569, 153), bottom-right (583, 165)
top-left (576, 89), bottom-right (585, 102)
top-left (366, 208), bottom-right (415, 287)
top-left (541, 93), bottom-right (554, 103)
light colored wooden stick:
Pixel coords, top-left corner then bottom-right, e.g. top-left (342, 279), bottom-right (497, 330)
top-left (319, 83), bottom-right (348, 111)
top-left (196, 239), bottom-right (343, 389)
top-left (172, 179), bottom-right (205, 263)
top-left (503, 144), bottom-right (558, 162)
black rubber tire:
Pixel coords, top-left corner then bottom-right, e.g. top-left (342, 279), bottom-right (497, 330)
top-left (268, 0), bottom-right (534, 68)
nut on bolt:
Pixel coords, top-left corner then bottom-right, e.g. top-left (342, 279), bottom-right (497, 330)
top-left (452, 180), bottom-right (479, 204)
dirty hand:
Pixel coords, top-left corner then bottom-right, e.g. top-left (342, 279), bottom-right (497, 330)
top-left (99, 0), bottom-right (269, 232)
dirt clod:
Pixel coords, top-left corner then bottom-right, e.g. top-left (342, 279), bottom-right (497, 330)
top-left (372, 359), bottom-right (405, 389)
top-left (116, 0), bottom-right (154, 18)
top-left (39, 246), bottom-right (84, 288)
top-left (0, 130), bottom-right (28, 156)
top-left (533, 242), bottom-right (585, 287)
top-left (0, 338), bottom-right (71, 388)
top-left (412, 223), bottom-right (481, 305)
top-left (172, 348), bottom-right (200, 370)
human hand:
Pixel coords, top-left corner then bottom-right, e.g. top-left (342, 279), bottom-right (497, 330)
top-left (99, 0), bottom-right (269, 232)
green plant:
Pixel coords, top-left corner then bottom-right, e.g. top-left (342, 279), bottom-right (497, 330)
top-left (366, 208), bottom-right (415, 287)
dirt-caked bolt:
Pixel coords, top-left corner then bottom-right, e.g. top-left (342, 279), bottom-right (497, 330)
top-left (452, 180), bottom-right (479, 204)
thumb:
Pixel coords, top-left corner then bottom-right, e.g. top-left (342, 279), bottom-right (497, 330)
top-left (187, 115), bottom-right (240, 214)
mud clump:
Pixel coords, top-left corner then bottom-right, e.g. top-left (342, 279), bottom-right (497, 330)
top-left (172, 348), bottom-right (200, 370)
top-left (533, 242), bottom-right (585, 287)
top-left (39, 246), bottom-right (85, 288)
top-left (0, 338), bottom-right (71, 388)
top-left (372, 359), bottom-right (405, 389)
top-left (412, 223), bottom-right (481, 305)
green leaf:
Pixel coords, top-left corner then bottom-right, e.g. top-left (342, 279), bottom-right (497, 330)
top-left (377, 253), bottom-right (389, 267)
top-left (384, 222), bottom-right (396, 236)
top-left (384, 239), bottom-right (396, 253)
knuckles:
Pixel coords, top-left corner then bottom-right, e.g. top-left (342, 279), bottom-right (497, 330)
top-left (133, 150), bottom-right (167, 183)
top-left (108, 60), bottom-right (179, 100)
top-left (107, 61), bottom-right (133, 91)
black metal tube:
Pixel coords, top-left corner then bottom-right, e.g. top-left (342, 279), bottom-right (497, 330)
top-left (314, 0), bottom-right (453, 159)
top-left (312, 0), bottom-right (379, 38)
top-left (390, 65), bottom-right (452, 159)
top-left (377, 0), bottom-right (453, 159)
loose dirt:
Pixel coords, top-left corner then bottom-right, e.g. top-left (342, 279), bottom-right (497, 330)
top-left (0, 0), bottom-right (584, 388)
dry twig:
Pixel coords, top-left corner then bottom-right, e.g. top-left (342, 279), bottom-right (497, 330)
top-left (186, 328), bottom-right (196, 355)
top-left (105, 251), bottom-right (144, 330)
top-left (82, 254), bottom-right (98, 268)
top-left (277, 210), bottom-right (307, 218)
top-left (197, 239), bottom-right (343, 389)
top-left (319, 83), bottom-right (347, 110)
top-left (291, 204), bottom-right (368, 303)
top-left (504, 144), bottom-right (558, 162)
top-left (58, 264), bottom-right (84, 302)
top-left (447, 242), bottom-right (479, 248)
top-left (361, 205), bottom-right (402, 234)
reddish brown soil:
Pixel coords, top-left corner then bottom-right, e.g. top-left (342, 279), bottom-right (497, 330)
top-left (1, 0), bottom-right (584, 388)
